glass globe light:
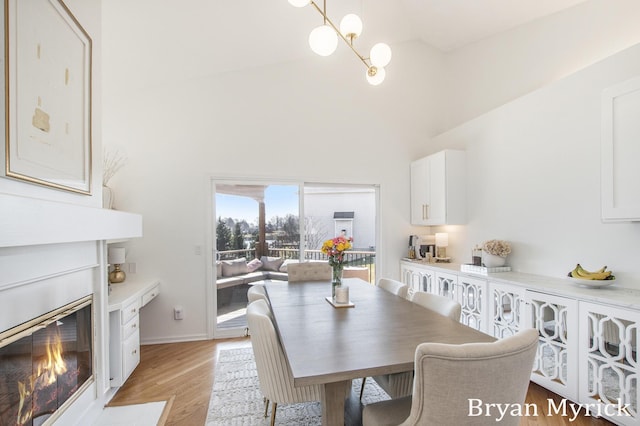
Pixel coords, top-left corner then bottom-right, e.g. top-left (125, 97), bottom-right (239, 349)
top-left (309, 25), bottom-right (338, 56)
top-left (366, 66), bottom-right (386, 86)
top-left (288, 0), bottom-right (310, 7)
top-left (339, 14), bottom-right (363, 39)
top-left (370, 43), bottom-right (392, 67)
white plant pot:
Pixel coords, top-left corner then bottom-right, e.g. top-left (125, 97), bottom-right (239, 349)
top-left (482, 252), bottom-right (506, 268)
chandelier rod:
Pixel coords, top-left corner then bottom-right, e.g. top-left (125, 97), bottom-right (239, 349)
top-left (309, 0), bottom-right (369, 69)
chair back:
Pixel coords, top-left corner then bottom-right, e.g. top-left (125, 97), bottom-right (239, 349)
top-left (287, 262), bottom-right (332, 283)
top-left (247, 285), bottom-right (268, 304)
top-left (246, 300), bottom-right (322, 403)
top-left (401, 329), bottom-right (538, 426)
top-left (377, 278), bottom-right (408, 299)
top-left (411, 291), bottom-right (462, 321)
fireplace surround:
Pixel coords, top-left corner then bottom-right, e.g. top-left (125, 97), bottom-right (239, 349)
top-left (0, 192), bottom-right (143, 425)
top-left (0, 296), bottom-right (94, 426)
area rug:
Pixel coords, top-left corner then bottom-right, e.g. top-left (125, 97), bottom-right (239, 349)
top-left (205, 347), bottom-right (390, 425)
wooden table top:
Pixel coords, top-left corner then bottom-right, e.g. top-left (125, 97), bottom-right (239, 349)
top-left (264, 278), bottom-right (495, 387)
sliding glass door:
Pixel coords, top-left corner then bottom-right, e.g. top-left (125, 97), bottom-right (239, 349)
top-left (211, 180), bottom-right (378, 338)
top-left (213, 182), bottom-right (300, 337)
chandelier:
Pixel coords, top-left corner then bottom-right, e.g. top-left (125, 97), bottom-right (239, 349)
top-left (288, 0), bottom-right (392, 85)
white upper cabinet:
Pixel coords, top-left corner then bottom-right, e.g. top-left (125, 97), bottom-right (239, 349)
top-left (410, 150), bottom-right (466, 225)
top-left (601, 76), bottom-right (640, 222)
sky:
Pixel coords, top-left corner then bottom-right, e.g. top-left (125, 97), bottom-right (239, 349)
top-left (215, 184), bottom-right (299, 224)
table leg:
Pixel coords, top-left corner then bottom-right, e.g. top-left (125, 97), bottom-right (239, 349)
top-left (321, 380), bottom-right (348, 426)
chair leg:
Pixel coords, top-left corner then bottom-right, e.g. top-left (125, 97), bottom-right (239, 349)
top-left (359, 377), bottom-right (367, 400)
top-left (270, 402), bottom-right (278, 426)
top-left (263, 398), bottom-right (270, 418)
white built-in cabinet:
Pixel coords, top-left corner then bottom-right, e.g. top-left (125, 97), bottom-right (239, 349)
top-left (579, 302), bottom-right (640, 425)
top-left (108, 278), bottom-right (160, 387)
top-left (601, 76), bottom-right (640, 222)
top-left (410, 150), bottom-right (466, 226)
top-left (400, 260), bottom-right (640, 425)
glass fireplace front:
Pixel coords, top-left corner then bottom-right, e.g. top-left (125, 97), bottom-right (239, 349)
top-left (0, 296), bottom-right (93, 426)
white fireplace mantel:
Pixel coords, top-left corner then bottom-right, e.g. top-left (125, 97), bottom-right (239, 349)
top-left (0, 191), bottom-right (143, 425)
top-left (0, 193), bottom-right (142, 248)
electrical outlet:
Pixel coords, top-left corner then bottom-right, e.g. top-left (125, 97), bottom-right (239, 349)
top-left (174, 306), bottom-right (184, 320)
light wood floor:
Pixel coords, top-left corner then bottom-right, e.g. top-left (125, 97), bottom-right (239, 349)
top-left (108, 338), bottom-right (614, 426)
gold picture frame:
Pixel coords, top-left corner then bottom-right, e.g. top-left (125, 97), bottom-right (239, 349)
top-left (4, 0), bottom-right (92, 194)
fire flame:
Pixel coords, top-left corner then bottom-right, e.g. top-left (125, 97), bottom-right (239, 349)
top-left (16, 329), bottom-right (68, 425)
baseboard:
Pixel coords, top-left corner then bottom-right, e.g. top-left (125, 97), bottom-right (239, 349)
top-left (140, 334), bottom-right (209, 345)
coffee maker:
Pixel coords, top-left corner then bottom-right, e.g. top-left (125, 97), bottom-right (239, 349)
top-left (409, 235), bottom-right (435, 261)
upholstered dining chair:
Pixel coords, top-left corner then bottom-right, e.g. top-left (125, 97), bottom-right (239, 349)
top-left (247, 284), bottom-right (268, 304)
top-left (359, 278), bottom-right (411, 400)
top-left (287, 262), bottom-right (332, 283)
top-left (362, 289), bottom-right (463, 401)
top-left (247, 299), bottom-right (325, 425)
top-left (362, 328), bottom-right (539, 426)
top-left (377, 277), bottom-right (409, 299)
top-left (411, 291), bottom-right (462, 322)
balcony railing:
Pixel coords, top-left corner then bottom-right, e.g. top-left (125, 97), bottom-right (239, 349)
top-left (217, 247), bottom-right (376, 281)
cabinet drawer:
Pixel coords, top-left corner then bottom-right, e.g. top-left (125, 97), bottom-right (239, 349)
top-left (122, 330), bottom-right (140, 380)
top-left (121, 315), bottom-right (139, 340)
top-left (142, 284), bottom-right (159, 307)
top-left (121, 299), bottom-right (140, 325)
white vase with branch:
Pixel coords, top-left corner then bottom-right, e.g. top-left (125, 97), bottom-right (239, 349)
top-left (102, 148), bottom-right (127, 209)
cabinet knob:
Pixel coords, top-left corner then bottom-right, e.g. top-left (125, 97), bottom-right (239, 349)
top-left (132, 349), bottom-right (137, 355)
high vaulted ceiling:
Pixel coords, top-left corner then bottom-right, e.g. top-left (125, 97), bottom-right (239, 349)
top-left (401, 0), bottom-right (587, 51)
top-left (103, 0), bottom-right (590, 87)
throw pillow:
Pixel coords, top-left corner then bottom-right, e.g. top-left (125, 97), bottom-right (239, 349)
top-left (216, 261), bottom-right (222, 278)
top-left (221, 257), bottom-right (249, 277)
top-left (261, 256), bottom-right (284, 272)
top-left (247, 258), bottom-right (263, 272)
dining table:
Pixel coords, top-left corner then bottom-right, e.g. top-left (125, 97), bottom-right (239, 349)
top-left (264, 277), bottom-right (496, 426)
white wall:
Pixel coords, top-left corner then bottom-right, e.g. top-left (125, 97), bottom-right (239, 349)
top-left (443, 0), bottom-right (640, 131)
top-left (102, 30), bottom-right (446, 341)
top-left (429, 42), bottom-right (640, 287)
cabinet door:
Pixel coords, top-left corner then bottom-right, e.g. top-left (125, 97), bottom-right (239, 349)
top-left (410, 157), bottom-right (429, 225)
top-left (435, 271), bottom-right (456, 299)
top-left (426, 151), bottom-right (446, 225)
top-left (526, 291), bottom-right (578, 401)
top-left (579, 301), bottom-right (640, 425)
top-left (410, 150), bottom-right (466, 226)
top-left (601, 76), bottom-right (640, 221)
top-left (488, 281), bottom-right (526, 339)
top-left (400, 264), bottom-right (436, 300)
top-left (452, 275), bottom-right (487, 332)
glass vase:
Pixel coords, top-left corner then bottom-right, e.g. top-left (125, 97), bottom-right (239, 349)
top-left (332, 264), bottom-right (344, 299)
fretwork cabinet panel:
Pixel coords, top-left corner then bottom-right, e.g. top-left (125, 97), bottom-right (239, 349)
top-left (452, 275), bottom-right (488, 333)
top-left (525, 291), bottom-right (578, 402)
top-left (579, 301), bottom-right (640, 425)
top-left (488, 281), bottom-right (526, 339)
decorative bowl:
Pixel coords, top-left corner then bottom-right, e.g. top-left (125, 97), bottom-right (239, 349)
top-left (567, 277), bottom-right (616, 288)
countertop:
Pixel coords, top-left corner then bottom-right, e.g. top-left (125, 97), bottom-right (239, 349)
top-left (401, 259), bottom-right (640, 310)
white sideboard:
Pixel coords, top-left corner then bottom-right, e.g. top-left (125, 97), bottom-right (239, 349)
top-left (108, 277), bottom-right (160, 388)
top-left (400, 259), bottom-right (640, 426)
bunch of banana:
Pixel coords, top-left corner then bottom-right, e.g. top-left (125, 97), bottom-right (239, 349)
top-left (567, 264), bottom-right (615, 280)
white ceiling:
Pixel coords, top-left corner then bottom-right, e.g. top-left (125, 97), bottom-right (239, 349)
top-left (103, 0), bottom-right (590, 87)
top-left (401, 0), bottom-right (588, 51)
top-left (281, 0), bottom-right (590, 52)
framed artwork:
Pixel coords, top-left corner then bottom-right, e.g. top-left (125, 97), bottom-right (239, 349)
top-left (4, 0), bottom-right (92, 194)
